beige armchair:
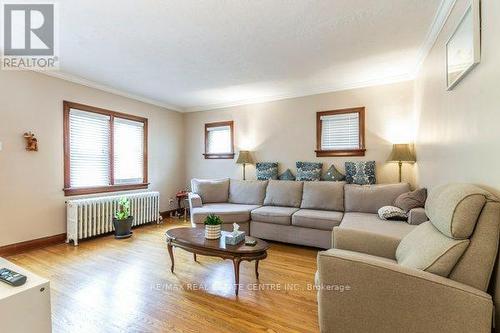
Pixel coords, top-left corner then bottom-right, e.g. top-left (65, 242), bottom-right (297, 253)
top-left (316, 183), bottom-right (500, 333)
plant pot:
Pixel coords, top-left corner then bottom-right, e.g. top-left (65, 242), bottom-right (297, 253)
top-left (113, 216), bottom-right (134, 239)
top-left (205, 224), bottom-right (221, 239)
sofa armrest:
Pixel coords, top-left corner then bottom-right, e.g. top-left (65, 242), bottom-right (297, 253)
top-left (332, 227), bottom-right (399, 259)
top-left (317, 249), bottom-right (492, 333)
top-left (188, 192), bottom-right (202, 209)
top-left (407, 207), bottom-right (428, 225)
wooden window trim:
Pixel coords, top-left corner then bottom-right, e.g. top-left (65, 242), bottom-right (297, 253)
top-left (203, 120), bottom-right (235, 159)
top-left (63, 101), bottom-right (149, 196)
top-left (315, 107), bottom-right (366, 157)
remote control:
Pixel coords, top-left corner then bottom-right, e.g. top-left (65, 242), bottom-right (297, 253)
top-left (245, 239), bottom-right (257, 246)
top-left (0, 268), bottom-right (27, 287)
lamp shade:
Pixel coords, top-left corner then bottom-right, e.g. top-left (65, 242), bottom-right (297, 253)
top-left (236, 150), bottom-right (253, 164)
top-left (387, 144), bottom-right (416, 162)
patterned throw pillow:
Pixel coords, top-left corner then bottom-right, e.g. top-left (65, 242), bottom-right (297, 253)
top-left (378, 206), bottom-right (408, 221)
top-left (296, 162), bottom-right (322, 181)
top-left (345, 161), bottom-right (376, 185)
top-left (279, 169), bottom-right (296, 181)
top-left (256, 162), bottom-right (278, 180)
top-left (394, 188), bottom-right (427, 212)
top-left (322, 164), bottom-right (345, 181)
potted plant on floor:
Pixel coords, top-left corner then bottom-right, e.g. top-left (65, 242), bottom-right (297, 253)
top-left (204, 214), bottom-right (222, 239)
top-left (113, 197), bottom-right (133, 239)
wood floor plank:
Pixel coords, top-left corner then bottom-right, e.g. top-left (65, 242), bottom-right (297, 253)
top-left (6, 219), bottom-right (320, 333)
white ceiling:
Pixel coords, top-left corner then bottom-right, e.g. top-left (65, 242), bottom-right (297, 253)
top-left (47, 0), bottom-right (449, 111)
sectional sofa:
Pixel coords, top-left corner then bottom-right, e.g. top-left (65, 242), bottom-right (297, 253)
top-left (188, 178), bottom-right (428, 249)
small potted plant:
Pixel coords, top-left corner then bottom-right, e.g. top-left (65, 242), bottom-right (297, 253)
top-left (204, 214), bottom-right (222, 239)
top-left (113, 197), bottom-right (134, 239)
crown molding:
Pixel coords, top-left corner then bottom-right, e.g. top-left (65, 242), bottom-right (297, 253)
top-left (412, 0), bottom-right (457, 77)
top-left (33, 70), bottom-right (184, 112)
top-left (184, 73), bottom-right (414, 112)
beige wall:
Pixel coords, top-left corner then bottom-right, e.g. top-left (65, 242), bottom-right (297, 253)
top-left (184, 81), bottom-right (416, 187)
top-left (0, 71), bottom-right (184, 247)
top-left (415, 0), bottom-right (500, 194)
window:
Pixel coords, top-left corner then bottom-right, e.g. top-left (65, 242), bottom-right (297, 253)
top-left (316, 107), bottom-right (365, 157)
top-left (203, 121), bottom-right (234, 159)
top-left (63, 101), bottom-right (148, 196)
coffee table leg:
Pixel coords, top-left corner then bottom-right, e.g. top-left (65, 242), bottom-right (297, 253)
top-left (193, 253), bottom-right (197, 262)
top-left (167, 244), bottom-right (174, 273)
top-left (255, 260), bottom-right (259, 279)
top-left (233, 258), bottom-right (241, 296)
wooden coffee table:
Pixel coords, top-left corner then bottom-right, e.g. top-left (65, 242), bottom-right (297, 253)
top-left (165, 227), bottom-right (270, 295)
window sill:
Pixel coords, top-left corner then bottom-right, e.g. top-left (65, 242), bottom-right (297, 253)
top-left (203, 153), bottom-right (235, 159)
top-left (64, 183), bottom-right (150, 196)
top-left (315, 149), bottom-right (366, 157)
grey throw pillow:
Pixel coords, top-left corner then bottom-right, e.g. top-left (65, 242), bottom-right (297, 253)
top-left (256, 162), bottom-right (278, 180)
top-left (279, 169), bottom-right (295, 181)
top-left (296, 162), bottom-right (322, 181)
top-left (345, 161), bottom-right (376, 185)
top-left (322, 164), bottom-right (345, 181)
top-left (378, 206), bottom-right (408, 221)
top-left (394, 188), bottom-right (427, 212)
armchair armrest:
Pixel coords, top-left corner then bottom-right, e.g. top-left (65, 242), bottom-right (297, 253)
top-left (317, 249), bottom-right (492, 333)
top-left (188, 192), bottom-right (202, 209)
top-left (408, 207), bottom-right (428, 225)
top-left (332, 226), bottom-right (399, 259)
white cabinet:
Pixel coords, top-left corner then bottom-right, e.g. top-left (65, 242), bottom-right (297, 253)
top-left (0, 257), bottom-right (52, 333)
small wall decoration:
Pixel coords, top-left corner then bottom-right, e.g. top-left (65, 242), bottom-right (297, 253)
top-left (23, 132), bottom-right (38, 151)
top-left (446, 0), bottom-right (481, 90)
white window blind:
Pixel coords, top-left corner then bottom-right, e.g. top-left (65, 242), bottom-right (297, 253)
top-left (207, 125), bottom-right (231, 154)
top-left (69, 109), bottom-right (111, 188)
top-left (114, 117), bottom-right (144, 184)
top-left (321, 112), bottom-right (360, 150)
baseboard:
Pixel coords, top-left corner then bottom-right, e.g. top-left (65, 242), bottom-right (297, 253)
top-left (0, 233), bottom-right (67, 257)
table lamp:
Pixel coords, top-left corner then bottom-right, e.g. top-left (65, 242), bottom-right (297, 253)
top-left (236, 150), bottom-right (253, 180)
top-left (387, 143), bottom-right (416, 182)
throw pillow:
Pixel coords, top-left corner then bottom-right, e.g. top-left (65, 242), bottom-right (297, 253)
top-left (256, 162), bottom-right (278, 180)
top-left (394, 188), bottom-right (428, 212)
top-left (345, 161), bottom-right (376, 185)
top-left (296, 162), bottom-right (322, 181)
top-left (279, 169), bottom-right (296, 181)
top-left (322, 164), bottom-right (345, 181)
top-left (378, 206), bottom-right (408, 221)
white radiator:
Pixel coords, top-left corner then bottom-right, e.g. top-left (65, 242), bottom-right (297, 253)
top-left (66, 191), bottom-right (160, 245)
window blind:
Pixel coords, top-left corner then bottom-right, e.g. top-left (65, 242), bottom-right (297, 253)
top-left (114, 117), bottom-right (144, 184)
top-left (207, 125), bottom-right (231, 154)
top-left (321, 112), bottom-right (360, 150)
top-left (69, 109), bottom-right (111, 188)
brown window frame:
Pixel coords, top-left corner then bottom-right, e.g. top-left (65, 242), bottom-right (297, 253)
top-left (203, 120), bottom-right (235, 159)
top-left (315, 107), bottom-right (366, 157)
top-left (63, 101), bottom-right (149, 196)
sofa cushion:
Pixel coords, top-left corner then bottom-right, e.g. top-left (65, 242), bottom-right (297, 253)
top-left (345, 161), bottom-right (376, 185)
top-left (296, 161), bottom-right (322, 181)
top-left (340, 212), bottom-right (416, 239)
top-left (396, 221), bottom-right (470, 277)
top-left (300, 181), bottom-right (345, 211)
top-left (279, 169), bottom-right (296, 180)
top-left (256, 162), bottom-right (278, 180)
top-left (251, 206), bottom-right (299, 225)
top-left (394, 188), bottom-right (427, 212)
top-left (191, 203), bottom-right (260, 224)
top-left (344, 183), bottom-right (410, 214)
top-left (292, 209), bottom-right (343, 231)
top-left (377, 206), bottom-right (407, 221)
top-left (321, 164), bottom-right (345, 181)
top-left (263, 180), bottom-right (303, 207)
top-left (191, 178), bottom-right (230, 203)
top-left (228, 179), bottom-right (268, 205)
top-left (425, 183), bottom-right (489, 239)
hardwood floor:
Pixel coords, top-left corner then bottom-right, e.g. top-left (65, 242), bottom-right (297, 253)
top-left (6, 219), bottom-right (320, 333)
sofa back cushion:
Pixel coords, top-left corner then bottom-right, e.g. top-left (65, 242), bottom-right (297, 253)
top-left (300, 181), bottom-right (345, 211)
top-left (229, 179), bottom-right (268, 205)
top-left (396, 221), bottom-right (470, 277)
top-left (263, 180), bottom-right (303, 208)
top-left (191, 178), bottom-right (230, 204)
top-left (344, 183), bottom-right (410, 214)
top-left (425, 183), bottom-right (488, 239)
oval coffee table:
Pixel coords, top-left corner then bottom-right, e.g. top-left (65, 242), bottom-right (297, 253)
top-left (165, 227), bottom-right (270, 295)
